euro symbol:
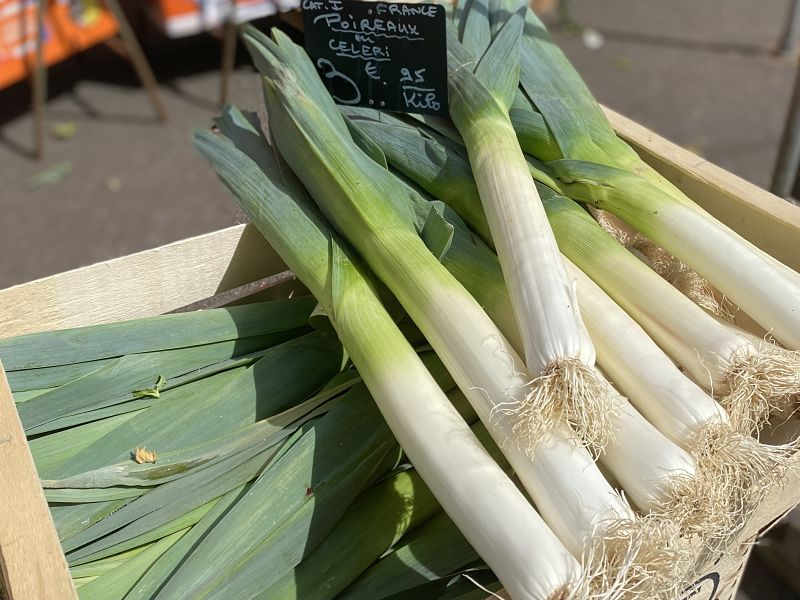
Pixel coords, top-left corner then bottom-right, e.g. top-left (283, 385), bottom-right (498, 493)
top-left (365, 62), bottom-right (380, 80)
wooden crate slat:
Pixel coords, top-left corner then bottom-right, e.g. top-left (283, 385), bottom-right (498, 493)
top-left (0, 363), bottom-right (77, 600)
top-left (0, 224), bottom-right (287, 340)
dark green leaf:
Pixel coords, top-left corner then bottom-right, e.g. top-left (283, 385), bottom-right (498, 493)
top-left (0, 298), bottom-right (314, 371)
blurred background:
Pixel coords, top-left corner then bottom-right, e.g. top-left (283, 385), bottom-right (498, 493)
top-left (2, 1), bottom-right (800, 597)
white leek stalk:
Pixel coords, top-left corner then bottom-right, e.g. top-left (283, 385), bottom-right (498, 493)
top-left (447, 0), bottom-right (615, 454)
top-left (545, 193), bottom-right (800, 434)
top-left (441, 245), bottom-right (701, 594)
top-left (195, 107), bottom-right (584, 600)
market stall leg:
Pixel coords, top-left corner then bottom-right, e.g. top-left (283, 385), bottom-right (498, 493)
top-left (219, 18), bottom-right (237, 107)
top-left (104, 0), bottom-right (167, 121)
top-left (32, 0), bottom-right (47, 159)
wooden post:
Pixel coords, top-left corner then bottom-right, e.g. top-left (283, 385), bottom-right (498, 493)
top-left (103, 0), bottom-right (167, 121)
top-left (0, 363), bottom-right (77, 600)
top-left (32, 0), bottom-right (47, 160)
top-left (777, 0), bottom-right (800, 57)
top-left (219, 18), bottom-right (238, 107)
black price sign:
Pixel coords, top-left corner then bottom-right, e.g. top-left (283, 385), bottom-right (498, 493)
top-left (302, 0), bottom-right (448, 117)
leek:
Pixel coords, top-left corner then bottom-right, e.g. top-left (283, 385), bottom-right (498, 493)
top-left (447, 0), bottom-right (615, 453)
top-left (124, 484), bottom-right (249, 599)
top-left (433, 205), bottom-right (741, 561)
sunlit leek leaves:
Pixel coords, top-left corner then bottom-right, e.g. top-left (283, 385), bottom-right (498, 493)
top-left (247, 415), bottom-right (502, 599)
top-left (151, 385), bottom-right (401, 600)
top-left (41, 332), bottom-right (343, 480)
top-left (0, 298), bottom-right (315, 371)
top-left (18, 331), bottom-right (305, 433)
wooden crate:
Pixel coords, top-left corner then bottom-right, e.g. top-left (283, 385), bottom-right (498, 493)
top-left (1, 108), bottom-right (800, 599)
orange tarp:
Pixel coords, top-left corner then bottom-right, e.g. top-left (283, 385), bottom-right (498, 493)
top-left (0, 1), bottom-right (118, 90)
top-left (150, 0), bottom-right (282, 38)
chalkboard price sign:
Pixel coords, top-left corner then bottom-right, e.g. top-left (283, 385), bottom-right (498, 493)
top-left (302, 0), bottom-right (449, 117)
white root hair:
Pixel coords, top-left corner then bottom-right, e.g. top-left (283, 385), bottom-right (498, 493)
top-left (492, 358), bottom-right (621, 457)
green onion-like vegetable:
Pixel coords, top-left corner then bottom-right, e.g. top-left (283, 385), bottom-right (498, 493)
top-left (241, 27), bottom-right (670, 598)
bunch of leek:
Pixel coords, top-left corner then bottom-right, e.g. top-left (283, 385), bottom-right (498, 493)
top-left (337, 7), bottom-right (798, 580)
top-left (227, 20), bottom-right (701, 599)
top-left (199, 5), bottom-right (799, 597)
top-left (345, 100), bottom-right (794, 555)
top-left (4, 0), bottom-right (798, 597)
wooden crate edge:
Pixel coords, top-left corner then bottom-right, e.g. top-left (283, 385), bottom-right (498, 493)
top-left (0, 224), bottom-right (292, 340)
top-left (0, 363), bottom-right (77, 600)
